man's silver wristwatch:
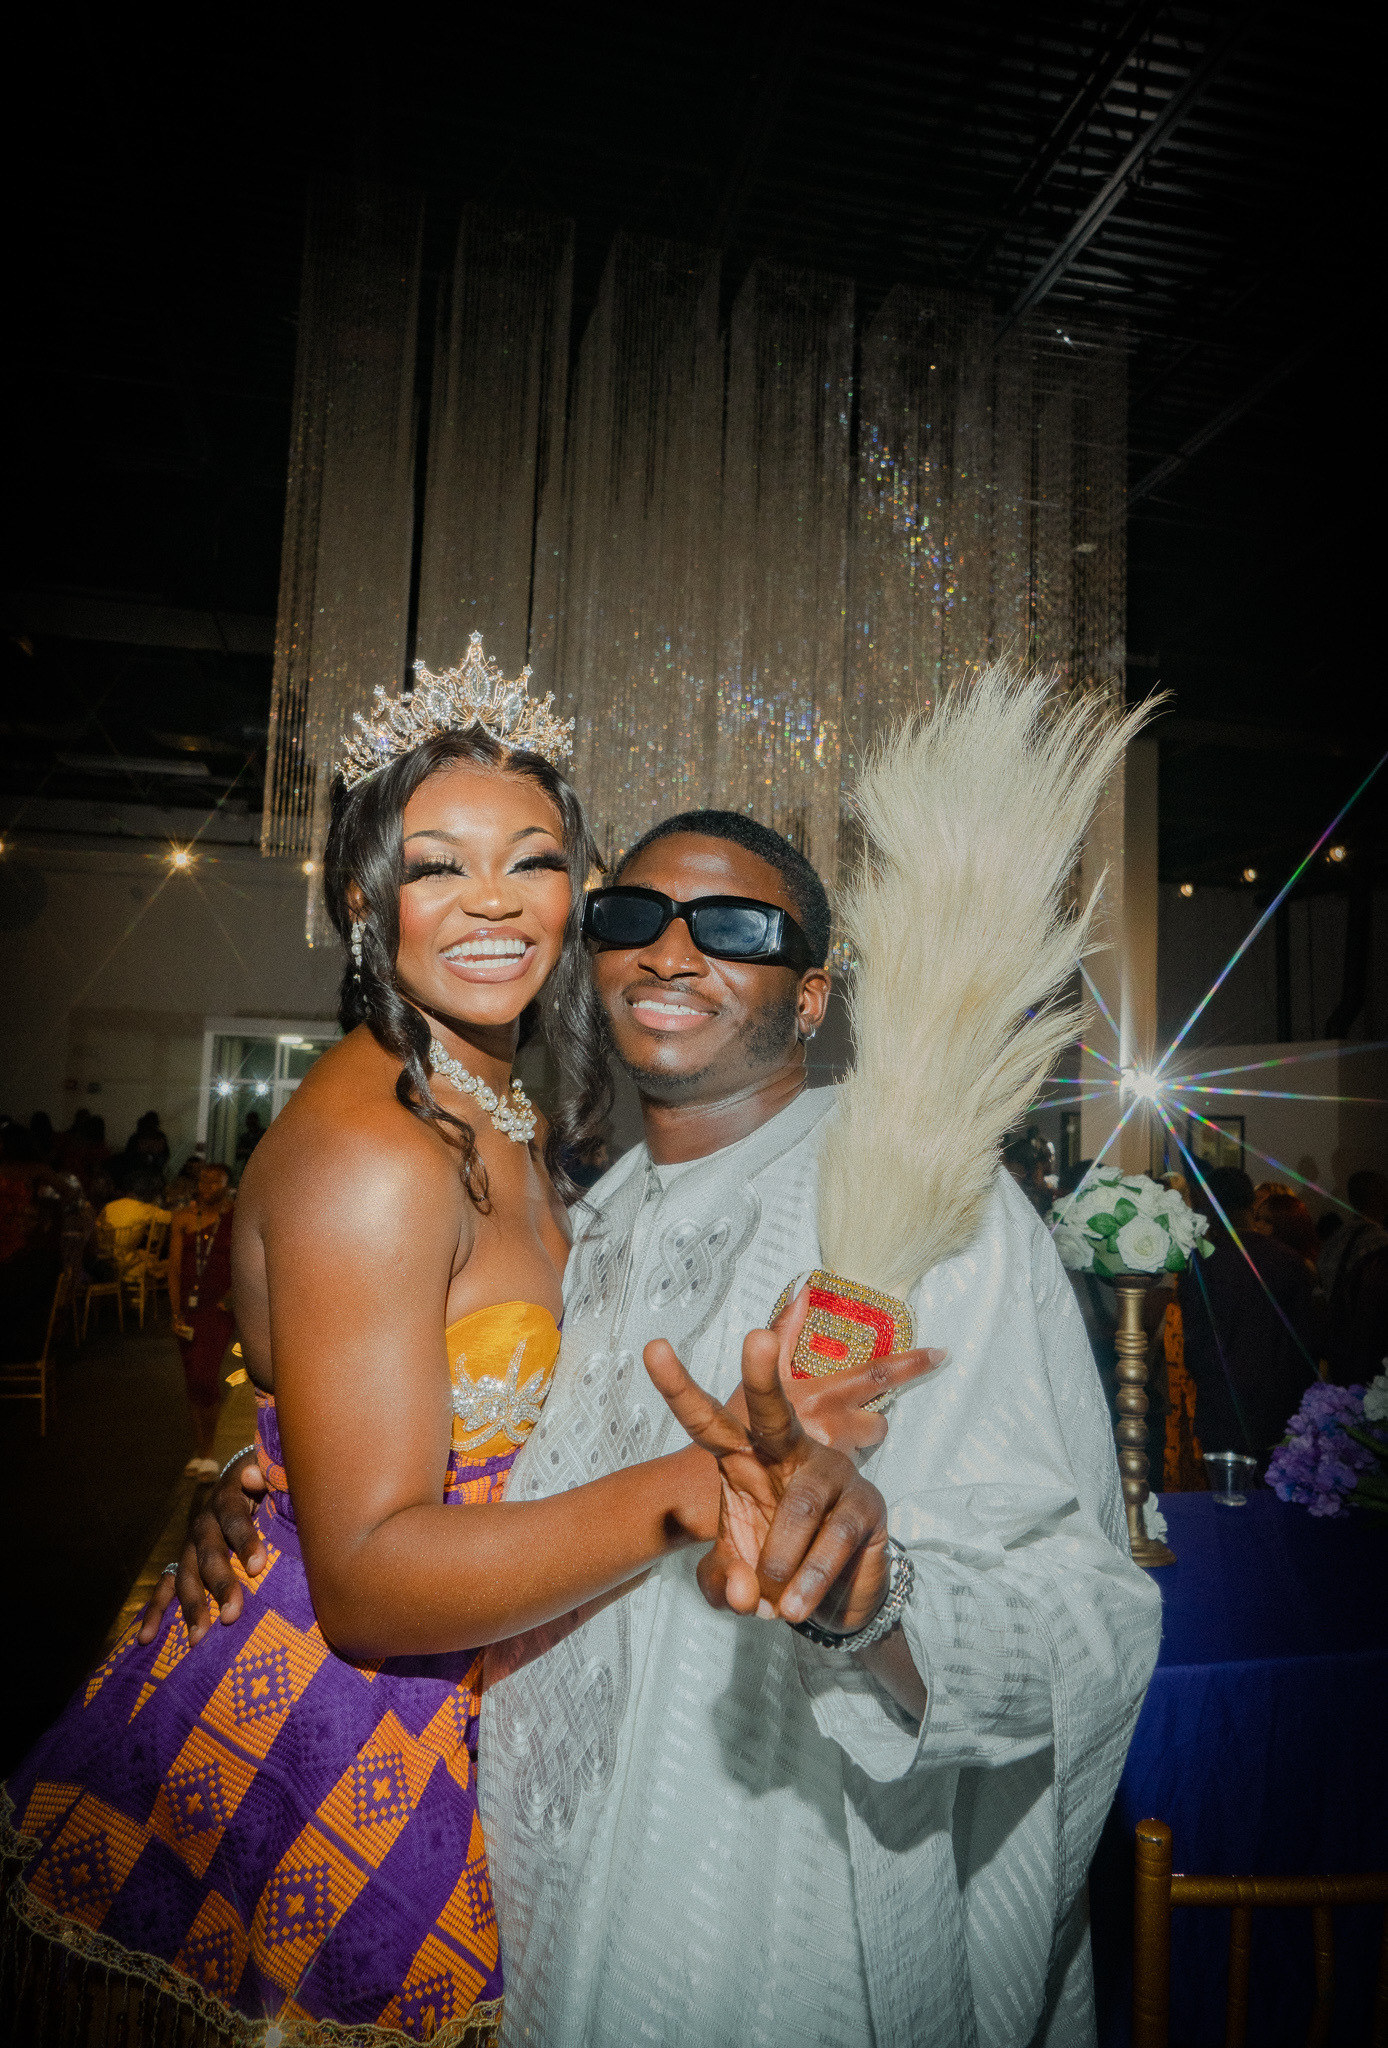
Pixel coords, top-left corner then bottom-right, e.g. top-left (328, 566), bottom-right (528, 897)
top-left (790, 1536), bottom-right (914, 1653)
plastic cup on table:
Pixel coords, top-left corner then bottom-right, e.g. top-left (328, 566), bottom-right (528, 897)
top-left (1202, 1450), bottom-right (1257, 1505)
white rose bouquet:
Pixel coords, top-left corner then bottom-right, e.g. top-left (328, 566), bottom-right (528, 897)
top-left (1048, 1167), bottom-right (1213, 1278)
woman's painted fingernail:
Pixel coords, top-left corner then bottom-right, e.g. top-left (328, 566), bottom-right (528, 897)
top-left (927, 1348), bottom-right (948, 1363)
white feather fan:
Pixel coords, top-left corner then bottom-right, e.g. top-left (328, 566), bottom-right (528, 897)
top-left (817, 665), bottom-right (1155, 1299)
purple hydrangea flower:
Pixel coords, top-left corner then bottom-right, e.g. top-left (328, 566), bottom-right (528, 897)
top-left (1266, 1382), bottom-right (1381, 1516)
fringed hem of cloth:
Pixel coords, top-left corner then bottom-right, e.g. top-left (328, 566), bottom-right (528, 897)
top-left (1, 1796), bottom-right (502, 2048)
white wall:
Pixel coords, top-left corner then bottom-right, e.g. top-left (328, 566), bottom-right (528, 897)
top-left (1154, 1039), bottom-right (1388, 1217)
top-left (1157, 885), bottom-right (1385, 1050)
top-left (0, 834), bottom-right (340, 1164)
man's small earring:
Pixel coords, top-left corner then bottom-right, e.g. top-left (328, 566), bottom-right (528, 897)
top-left (350, 921), bottom-right (364, 981)
top-left (799, 1023), bottom-right (817, 1043)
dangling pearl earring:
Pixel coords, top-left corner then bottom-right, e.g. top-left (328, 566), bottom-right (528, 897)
top-left (350, 920), bottom-right (365, 981)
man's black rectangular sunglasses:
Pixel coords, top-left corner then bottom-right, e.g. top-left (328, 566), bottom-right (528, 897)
top-left (582, 885), bottom-right (816, 969)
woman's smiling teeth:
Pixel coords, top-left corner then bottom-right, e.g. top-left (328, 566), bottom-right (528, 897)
top-left (446, 936), bottom-right (528, 961)
top-left (441, 933), bottom-right (534, 981)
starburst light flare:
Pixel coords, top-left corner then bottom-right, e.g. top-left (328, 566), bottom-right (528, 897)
top-left (1177, 1041), bottom-right (1388, 1083)
top-left (1156, 1103), bottom-right (1321, 1380)
top-left (1176, 1103), bottom-right (1370, 1221)
top-left (1155, 747), bottom-right (1388, 1079)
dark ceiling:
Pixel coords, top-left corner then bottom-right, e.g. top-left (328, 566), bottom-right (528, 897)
top-left (3, 1), bottom-right (1380, 894)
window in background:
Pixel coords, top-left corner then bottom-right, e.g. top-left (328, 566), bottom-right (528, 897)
top-left (197, 1017), bottom-right (340, 1172)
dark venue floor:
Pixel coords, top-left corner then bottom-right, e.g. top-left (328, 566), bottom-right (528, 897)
top-left (2, 1328), bottom-right (211, 1774)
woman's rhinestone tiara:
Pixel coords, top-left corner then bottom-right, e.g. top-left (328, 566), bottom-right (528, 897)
top-left (336, 631), bottom-right (575, 789)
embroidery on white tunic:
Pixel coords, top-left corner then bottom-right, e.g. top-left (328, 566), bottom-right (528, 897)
top-left (564, 1226), bottom-right (627, 1323)
top-left (490, 1159), bottom-right (772, 1863)
top-left (451, 1339), bottom-right (549, 1452)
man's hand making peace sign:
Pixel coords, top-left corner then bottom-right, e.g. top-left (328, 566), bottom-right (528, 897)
top-left (644, 1287), bottom-right (939, 1719)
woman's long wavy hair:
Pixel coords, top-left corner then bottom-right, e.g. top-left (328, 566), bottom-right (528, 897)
top-left (323, 727), bottom-right (612, 1207)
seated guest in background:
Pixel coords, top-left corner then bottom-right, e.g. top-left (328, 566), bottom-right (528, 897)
top-left (0, 1121), bottom-right (46, 1262)
top-left (1320, 1168), bottom-right (1388, 1386)
top-left (0, 1122), bottom-right (60, 1363)
top-left (168, 1162), bottom-right (236, 1479)
top-left (234, 1108), bottom-right (266, 1165)
top-left (28, 1111), bottom-right (56, 1164)
top-left (122, 1108), bottom-right (171, 1200)
top-left (1253, 1184), bottom-right (1321, 1271)
top-left (1178, 1165), bottom-right (1319, 1462)
top-left (1001, 1127), bottom-right (1052, 1216)
top-left (163, 1152), bottom-right (202, 1210)
top-left (56, 1109), bottom-right (111, 1197)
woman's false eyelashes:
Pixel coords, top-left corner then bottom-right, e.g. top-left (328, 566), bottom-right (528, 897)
top-left (401, 850), bottom-right (570, 886)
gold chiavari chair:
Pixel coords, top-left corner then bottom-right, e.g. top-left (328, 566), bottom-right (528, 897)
top-left (81, 1210), bottom-right (154, 1340)
top-left (1133, 1818), bottom-right (1388, 2048)
top-left (0, 1269), bottom-right (70, 1435)
top-left (127, 1207), bottom-right (173, 1328)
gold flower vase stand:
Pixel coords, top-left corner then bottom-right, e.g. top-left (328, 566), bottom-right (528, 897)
top-left (1112, 1273), bottom-right (1176, 1568)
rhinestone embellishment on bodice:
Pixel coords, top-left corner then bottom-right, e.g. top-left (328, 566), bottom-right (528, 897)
top-left (451, 1340), bottom-right (550, 1452)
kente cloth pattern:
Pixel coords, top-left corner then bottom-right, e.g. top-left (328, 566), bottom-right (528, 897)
top-left (2, 1300), bottom-right (559, 2046)
top-left (482, 1089), bottom-right (1162, 2048)
top-left (177, 1208), bottom-right (235, 1406)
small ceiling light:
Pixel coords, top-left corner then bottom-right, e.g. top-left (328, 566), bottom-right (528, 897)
top-left (216, 1079), bottom-right (234, 1097)
top-left (167, 845), bottom-right (194, 870)
top-left (302, 859), bottom-right (316, 876)
top-left (1179, 881), bottom-right (1194, 898)
top-left (1327, 844), bottom-right (1348, 863)
top-left (255, 1082), bottom-right (269, 1097)
top-left (1242, 866), bottom-right (1258, 883)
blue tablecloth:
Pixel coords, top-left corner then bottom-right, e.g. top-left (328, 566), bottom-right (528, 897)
top-left (1092, 1489), bottom-right (1388, 2046)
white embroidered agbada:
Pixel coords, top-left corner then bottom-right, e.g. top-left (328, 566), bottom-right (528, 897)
top-left (481, 1089), bottom-right (1161, 2047)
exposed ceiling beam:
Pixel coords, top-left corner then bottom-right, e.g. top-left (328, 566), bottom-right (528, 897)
top-left (3, 593), bottom-right (275, 656)
top-left (1128, 343), bottom-right (1312, 503)
top-left (709, 12), bottom-right (807, 247)
top-left (959, 0), bottom-right (1166, 280)
top-left (995, 12), bottom-right (1253, 339)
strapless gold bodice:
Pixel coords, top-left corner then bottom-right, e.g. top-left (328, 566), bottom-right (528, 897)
top-left (445, 1299), bottom-right (560, 1463)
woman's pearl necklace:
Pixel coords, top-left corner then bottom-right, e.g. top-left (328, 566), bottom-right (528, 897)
top-left (428, 1038), bottom-right (537, 1145)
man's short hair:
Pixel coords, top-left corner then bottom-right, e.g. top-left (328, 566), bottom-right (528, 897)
top-left (615, 809), bottom-right (831, 968)
top-left (1205, 1166), bottom-right (1255, 1217)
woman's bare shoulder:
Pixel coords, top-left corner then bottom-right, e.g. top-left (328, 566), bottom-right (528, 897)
top-left (239, 1032), bottom-right (463, 1239)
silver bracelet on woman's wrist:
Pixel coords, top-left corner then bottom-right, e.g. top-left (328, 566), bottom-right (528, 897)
top-left (218, 1444), bottom-right (257, 1484)
top-left (790, 1536), bottom-right (915, 1653)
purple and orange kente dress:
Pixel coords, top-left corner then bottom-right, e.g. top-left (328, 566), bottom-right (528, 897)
top-left (2, 1300), bottom-right (559, 2046)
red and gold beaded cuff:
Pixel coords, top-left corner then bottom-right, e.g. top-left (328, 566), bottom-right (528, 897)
top-left (769, 1270), bottom-right (913, 1412)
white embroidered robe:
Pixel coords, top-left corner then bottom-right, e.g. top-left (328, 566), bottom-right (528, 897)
top-left (480, 1089), bottom-right (1161, 2046)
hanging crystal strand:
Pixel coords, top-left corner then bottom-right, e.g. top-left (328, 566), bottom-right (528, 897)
top-left (713, 262), bottom-right (853, 885)
top-left (415, 210), bottom-right (573, 681)
top-left (552, 234), bottom-right (721, 864)
top-left (262, 177), bottom-right (424, 943)
top-left (1030, 321), bottom-right (1078, 695)
top-left (939, 296), bottom-right (993, 684)
top-left (990, 323), bottom-right (1034, 668)
top-left (1073, 325), bottom-right (1128, 707)
top-left (850, 287), bottom-right (968, 776)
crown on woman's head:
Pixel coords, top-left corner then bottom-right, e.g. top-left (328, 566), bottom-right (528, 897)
top-left (336, 632), bottom-right (574, 789)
